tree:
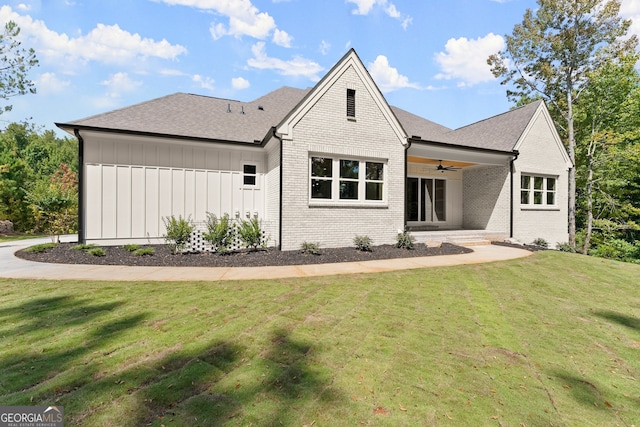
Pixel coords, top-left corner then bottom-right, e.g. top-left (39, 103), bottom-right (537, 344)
top-left (574, 54), bottom-right (640, 253)
top-left (488, 0), bottom-right (637, 247)
top-left (0, 20), bottom-right (38, 114)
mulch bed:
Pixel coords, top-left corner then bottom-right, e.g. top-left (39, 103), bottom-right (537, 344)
top-left (16, 242), bottom-right (477, 268)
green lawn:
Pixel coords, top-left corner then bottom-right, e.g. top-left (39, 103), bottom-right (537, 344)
top-left (0, 234), bottom-right (47, 243)
top-left (0, 251), bottom-right (638, 426)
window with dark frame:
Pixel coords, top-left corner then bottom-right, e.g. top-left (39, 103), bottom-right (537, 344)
top-left (346, 89), bottom-right (356, 118)
top-left (243, 164), bottom-right (257, 186)
top-left (520, 174), bottom-right (557, 206)
top-left (310, 157), bottom-right (385, 203)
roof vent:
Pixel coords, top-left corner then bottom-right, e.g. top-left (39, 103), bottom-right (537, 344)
top-left (227, 103), bottom-right (231, 113)
top-left (241, 106), bottom-right (245, 115)
top-left (258, 105), bottom-right (264, 111)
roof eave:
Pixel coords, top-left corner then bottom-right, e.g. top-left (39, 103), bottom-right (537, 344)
top-left (408, 137), bottom-right (518, 157)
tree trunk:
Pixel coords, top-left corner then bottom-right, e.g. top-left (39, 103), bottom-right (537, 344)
top-left (567, 90), bottom-right (577, 247)
top-left (583, 140), bottom-right (595, 254)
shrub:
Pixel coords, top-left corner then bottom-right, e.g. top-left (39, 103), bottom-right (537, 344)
top-left (124, 244), bottom-right (140, 252)
top-left (133, 247), bottom-right (155, 256)
top-left (238, 217), bottom-right (265, 251)
top-left (204, 213), bottom-right (235, 253)
top-left (87, 247), bottom-right (106, 257)
top-left (396, 231), bottom-right (415, 250)
top-left (532, 238), bottom-right (549, 248)
top-left (354, 235), bottom-right (373, 252)
top-left (556, 242), bottom-right (576, 253)
top-left (301, 241), bottom-right (321, 255)
top-left (163, 215), bottom-right (194, 254)
top-left (73, 243), bottom-right (95, 251)
top-left (26, 242), bottom-right (57, 253)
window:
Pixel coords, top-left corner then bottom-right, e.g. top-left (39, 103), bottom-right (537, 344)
top-left (346, 89), bottom-right (356, 118)
top-left (521, 174), bottom-right (556, 206)
top-left (310, 157), bottom-right (385, 203)
top-left (243, 164), bottom-right (257, 186)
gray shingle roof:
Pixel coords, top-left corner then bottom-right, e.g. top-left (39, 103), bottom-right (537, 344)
top-left (58, 86), bottom-right (311, 144)
top-left (441, 100), bottom-right (544, 152)
top-left (57, 86), bottom-right (542, 153)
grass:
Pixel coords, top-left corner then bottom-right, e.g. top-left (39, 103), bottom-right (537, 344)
top-left (0, 233), bottom-right (47, 243)
top-left (0, 251), bottom-right (638, 426)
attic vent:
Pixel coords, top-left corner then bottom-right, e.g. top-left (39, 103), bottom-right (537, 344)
top-left (346, 89), bottom-right (356, 118)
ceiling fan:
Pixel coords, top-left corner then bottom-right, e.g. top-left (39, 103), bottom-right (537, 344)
top-left (436, 160), bottom-right (461, 172)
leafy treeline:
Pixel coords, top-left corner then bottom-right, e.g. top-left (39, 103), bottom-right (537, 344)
top-left (0, 122), bottom-right (78, 235)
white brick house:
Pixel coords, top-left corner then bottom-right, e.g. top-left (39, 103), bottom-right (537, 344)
top-left (57, 49), bottom-right (572, 250)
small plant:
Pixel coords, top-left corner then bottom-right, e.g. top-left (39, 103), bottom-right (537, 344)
top-left (396, 231), bottom-right (415, 250)
top-left (124, 244), bottom-right (140, 252)
top-left (73, 243), bottom-right (95, 251)
top-left (26, 242), bottom-right (57, 253)
top-left (87, 247), bottom-right (106, 257)
top-left (301, 241), bottom-right (321, 255)
top-left (163, 215), bottom-right (194, 254)
top-left (556, 242), bottom-right (576, 253)
top-left (532, 238), bottom-right (549, 248)
top-left (354, 235), bottom-right (373, 252)
top-left (204, 213), bottom-right (236, 253)
top-left (238, 217), bottom-right (265, 251)
top-left (133, 247), bottom-right (155, 256)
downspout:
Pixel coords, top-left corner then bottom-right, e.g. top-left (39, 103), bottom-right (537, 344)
top-left (74, 128), bottom-right (85, 244)
top-left (270, 127), bottom-right (284, 251)
top-left (404, 139), bottom-right (411, 230)
top-left (509, 150), bottom-right (520, 239)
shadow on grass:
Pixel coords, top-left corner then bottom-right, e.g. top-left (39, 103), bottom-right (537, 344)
top-left (594, 310), bottom-right (640, 332)
top-left (550, 370), bottom-right (610, 409)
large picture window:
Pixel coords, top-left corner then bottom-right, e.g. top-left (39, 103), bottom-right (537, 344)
top-left (521, 174), bottom-right (557, 206)
top-left (310, 156), bottom-right (385, 203)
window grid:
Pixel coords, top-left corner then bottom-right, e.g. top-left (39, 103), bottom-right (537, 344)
top-left (310, 157), bottom-right (385, 203)
top-left (521, 174), bottom-right (556, 206)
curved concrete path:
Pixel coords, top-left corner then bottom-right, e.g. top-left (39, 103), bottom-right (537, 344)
top-left (0, 235), bottom-right (532, 282)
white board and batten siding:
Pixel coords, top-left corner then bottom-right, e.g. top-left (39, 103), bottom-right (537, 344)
top-left (83, 132), bottom-right (268, 245)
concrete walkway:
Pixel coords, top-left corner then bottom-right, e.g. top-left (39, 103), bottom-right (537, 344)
top-left (0, 235), bottom-right (532, 282)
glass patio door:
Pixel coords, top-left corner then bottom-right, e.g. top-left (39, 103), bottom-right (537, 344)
top-left (406, 178), bottom-right (446, 223)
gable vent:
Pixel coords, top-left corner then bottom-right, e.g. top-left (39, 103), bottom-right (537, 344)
top-left (346, 89), bottom-right (356, 118)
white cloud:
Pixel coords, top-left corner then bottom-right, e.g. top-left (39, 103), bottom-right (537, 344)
top-left (192, 74), bottom-right (215, 91)
top-left (367, 55), bottom-right (421, 92)
top-left (346, 0), bottom-right (411, 28)
top-left (319, 40), bottom-right (331, 55)
top-left (101, 72), bottom-right (142, 98)
top-left (35, 72), bottom-right (71, 94)
top-left (159, 68), bottom-right (187, 76)
top-left (159, 0), bottom-right (287, 43)
top-left (434, 33), bottom-right (505, 87)
top-left (272, 28), bottom-right (292, 48)
top-left (0, 5), bottom-right (187, 66)
top-left (17, 3), bottom-right (31, 11)
top-left (232, 76), bottom-right (250, 89)
top-left (247, 42), bottom-right (324, 80)
top-left (620, 0), bottom-right (640, 43)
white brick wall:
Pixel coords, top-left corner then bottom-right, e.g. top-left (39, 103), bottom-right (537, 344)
top-left (280, 66), bottom-right (406, 251)
top-left (512, 112), bottom-right (570, 247)
top-left (462, 165), bottom-right (510, 233)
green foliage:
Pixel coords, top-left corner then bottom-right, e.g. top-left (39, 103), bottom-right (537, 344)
top-left (301, 241), bottom-right (321, 255)
top-left (0, 21), bottom-right (39, 114)
top-left (133, 247), bottom-right (155, 256)
top-left (204, 213), bottom-right (235, 253)
top-left (72, 243), bottom-right (95, 251)
top-left (24, 163), bottom-right (78, 242)
top-left (237, 217), bottom-right (265, 251)
top-left (162, 215), bottom-right (194, 254)
top-left (124, 244), bottom-right (140, 252)
top-left (396, 231), bottom-right (416, 250)
top-left (532, 238), bottom-right (549, 248)
top-left (353, 235), bottom-right (373, 252)
top-left (25, 242), bottom-right (57, 253)
top-left (87, 247), bottom-right (106, 257)
top-left (0, 122), bottom-right (78, 232)
top-left (555, 242), bottom-right (576, 253)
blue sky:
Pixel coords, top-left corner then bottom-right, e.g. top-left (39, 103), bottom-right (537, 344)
top-left (2, 0), bottom-right (640, 136)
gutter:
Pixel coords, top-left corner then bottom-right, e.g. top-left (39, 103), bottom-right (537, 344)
top-left (74, 128), bottom-right (85, 244)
